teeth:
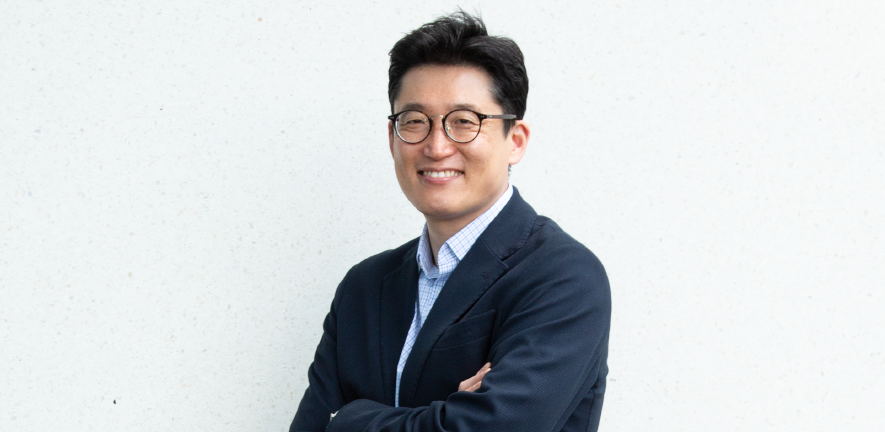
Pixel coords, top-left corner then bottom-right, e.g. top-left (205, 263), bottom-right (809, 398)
top-left (423, 170), bottom-right (462, 178)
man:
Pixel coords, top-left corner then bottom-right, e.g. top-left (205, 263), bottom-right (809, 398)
top-left (290, 12), bottom-right (610, 432)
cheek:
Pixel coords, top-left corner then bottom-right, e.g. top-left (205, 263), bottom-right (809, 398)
top-left (392, 147), bottom-right (415, 180)
top-left (463, 147), bottom-right (509, 180)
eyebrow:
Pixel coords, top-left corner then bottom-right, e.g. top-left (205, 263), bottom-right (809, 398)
top-left (397, 102), bottom-right (482, 113)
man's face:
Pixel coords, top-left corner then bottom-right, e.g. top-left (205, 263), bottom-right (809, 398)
top-left (389, 65), bottom-right (528, 226)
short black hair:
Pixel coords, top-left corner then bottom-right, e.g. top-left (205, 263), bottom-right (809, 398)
top-left (388, 11), bottom-right (528, 135)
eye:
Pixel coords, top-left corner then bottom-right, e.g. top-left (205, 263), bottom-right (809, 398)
top-left (398, 111), bottom-right (428, 126)
top-left (448, 110), bottom-right (481, 127)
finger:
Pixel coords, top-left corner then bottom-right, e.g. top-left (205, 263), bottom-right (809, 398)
top-left (462, 368), bottom-right (492, 392)
top-left (459, 373), bottom-right (481, 391)
top-left (458, 363), bottom-right (493, 391)
top-left (465, 380), bottom-right (482, 392)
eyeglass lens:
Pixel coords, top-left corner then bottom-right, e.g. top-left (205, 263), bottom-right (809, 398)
top-left (396, 110), bottom-right (482, 143)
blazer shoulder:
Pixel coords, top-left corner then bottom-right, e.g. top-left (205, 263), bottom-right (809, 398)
top-left (526, 215), bottom-right (608, 286)
top-left (530, 215), bottom-right (597, 253)
top-left (346, 237), bottom-right (419, 280)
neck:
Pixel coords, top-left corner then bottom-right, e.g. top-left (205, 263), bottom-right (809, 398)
top-left (424, 184), bottom-right (508, 265)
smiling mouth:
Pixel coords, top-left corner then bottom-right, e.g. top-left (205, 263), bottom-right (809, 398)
top-left (420, 170), bottom-right (463, 178)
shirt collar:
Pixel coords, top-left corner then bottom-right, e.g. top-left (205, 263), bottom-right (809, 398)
top-left (416, 184), bottom-right (513, 275)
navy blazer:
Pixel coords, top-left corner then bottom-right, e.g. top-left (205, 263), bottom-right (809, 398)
top-left (291, 188), bottom-right (611, 432)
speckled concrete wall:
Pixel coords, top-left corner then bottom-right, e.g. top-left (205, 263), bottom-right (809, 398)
top-left (2, 1), bottom-right (883, 431)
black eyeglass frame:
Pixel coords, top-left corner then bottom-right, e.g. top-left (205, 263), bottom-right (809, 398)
top-left (387, 109), bottom-right (518, 144)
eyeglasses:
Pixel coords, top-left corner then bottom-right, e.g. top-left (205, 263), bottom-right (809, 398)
top-left (388, 109), bottom-right (517, 144)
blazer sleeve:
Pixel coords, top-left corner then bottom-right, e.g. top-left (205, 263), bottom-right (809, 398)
top-left (289, 272), bottom-right (351, 432)
top-left (327, 244), bottom-right (611, 432)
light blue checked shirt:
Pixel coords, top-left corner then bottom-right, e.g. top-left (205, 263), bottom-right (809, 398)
top-left (394, 184), bottom-right (513, 407)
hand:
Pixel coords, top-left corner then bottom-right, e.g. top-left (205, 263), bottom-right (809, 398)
top-left (458, 362), bottom-right (491, 393)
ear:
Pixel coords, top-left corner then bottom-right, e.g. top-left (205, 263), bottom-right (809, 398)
top-left (388, 120), bottom-right (395, 157)
top-left (507, 120), bottom-right (530, 165)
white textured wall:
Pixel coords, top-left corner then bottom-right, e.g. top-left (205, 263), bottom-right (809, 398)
top-left (2, 1), bottom-right (883, 431)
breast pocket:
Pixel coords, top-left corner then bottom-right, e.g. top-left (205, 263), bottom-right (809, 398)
top-left (432, 309), bottom-right (497, 350)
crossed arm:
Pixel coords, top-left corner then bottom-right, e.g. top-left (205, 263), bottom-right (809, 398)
top-left (291, 247), bottom-right (610, 432)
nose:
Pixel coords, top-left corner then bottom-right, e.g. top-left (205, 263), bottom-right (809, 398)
top-left (423, 115), bottom-right (457, 160)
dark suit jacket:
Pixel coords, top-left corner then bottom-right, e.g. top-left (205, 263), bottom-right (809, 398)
top-left (291, 188), bottom-right (611, 432)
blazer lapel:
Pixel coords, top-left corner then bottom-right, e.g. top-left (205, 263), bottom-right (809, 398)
top-left (397, 188), bottom-right (538, 407)
top-left (378, 243), bottom-right (420, 407)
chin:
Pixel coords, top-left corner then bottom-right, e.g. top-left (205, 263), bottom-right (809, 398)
top-left (417, 203), bottom-right (456, 219)
top-left (412, 197), bottom-right (458, 220)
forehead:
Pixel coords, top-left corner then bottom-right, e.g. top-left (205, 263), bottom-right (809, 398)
top-left (394, 64), bottom-right (499, 113)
